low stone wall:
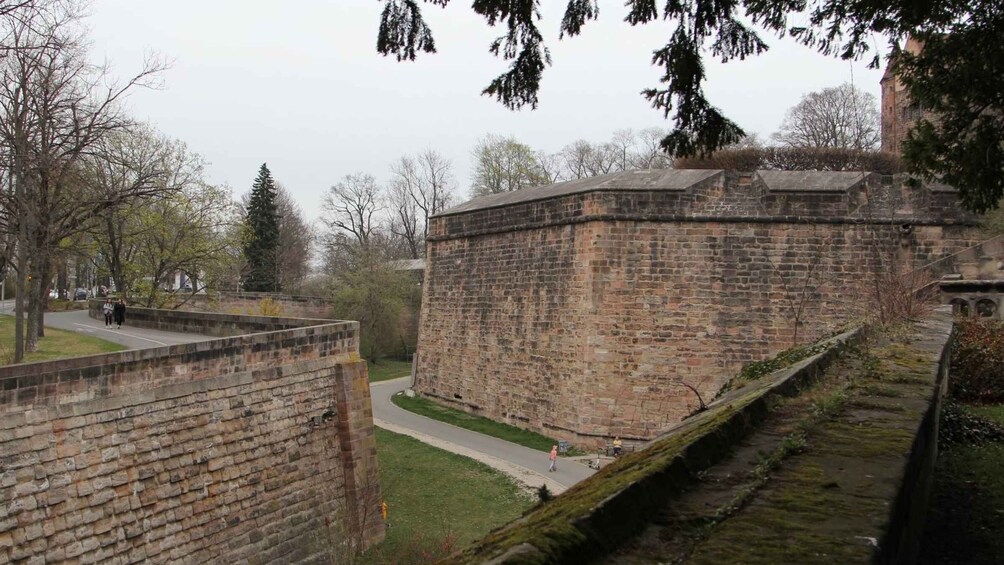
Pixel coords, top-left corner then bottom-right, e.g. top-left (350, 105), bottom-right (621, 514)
top-left (440, 311), bottom-right (953, 564)
top-left (1, 314), bottom-right (382, 563)
top-left (88, 300), bottom-right (332, 336)
top-left (189, 292), bottom-right (334, 320)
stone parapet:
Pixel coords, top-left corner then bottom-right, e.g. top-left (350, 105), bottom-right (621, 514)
top-left (430, 171), bottom-right (977, 242)
top-left (0, 313), bottom-right (382, 563)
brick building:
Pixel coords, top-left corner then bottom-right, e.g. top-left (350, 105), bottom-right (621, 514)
top-left (880, 37), bottom-right (937, 153)
top-left (414, 169), bottom-right (980, 447)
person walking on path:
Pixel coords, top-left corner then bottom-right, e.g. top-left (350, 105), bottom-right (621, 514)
top-left (102, 299), bottom-right (114, 327)
top-left (548, 445), bottom-right (558, 472)
top-left (112, 298), bottom-right (126, 329)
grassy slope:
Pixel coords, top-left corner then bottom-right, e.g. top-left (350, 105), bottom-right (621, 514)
top-left (0, 315), bottom-right (125, 364)
top-left (367, 359), bottom-right (413, 382)
top-left (391, 394), bottom-right (559, 453)
top-left (363, 428), bottom-right (534, 564)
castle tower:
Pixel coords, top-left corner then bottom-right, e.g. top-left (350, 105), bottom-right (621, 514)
top-left (880, 37), bottom-right (934, 153)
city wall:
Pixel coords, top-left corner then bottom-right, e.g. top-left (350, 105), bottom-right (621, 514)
top-left (415, 169), bottom-right (980, 445)
top-left (1, 313), bottom-right (382, 563)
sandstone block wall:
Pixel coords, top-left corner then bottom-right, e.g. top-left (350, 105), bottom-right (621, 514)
top-left (415, 170), bottom-right (980, 446)
top-left (190, 292), bottom-right (334, 320)
top-left (0, 317), bottom-right (382, 563)
top-left (87, 301), bottom-right (332, 337)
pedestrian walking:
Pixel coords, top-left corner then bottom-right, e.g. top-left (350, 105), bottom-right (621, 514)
top-left (548, 445), bottom-right (558, 472)
top-left (112, 298), bottom-right (126, 329)
top-left (102, 299), bottom-right (114, 327)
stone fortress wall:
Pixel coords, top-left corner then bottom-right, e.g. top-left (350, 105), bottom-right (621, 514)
top-left (414, 169), bottom-right (982, 446)
top-left (0, 310), bottom-right (382, 563)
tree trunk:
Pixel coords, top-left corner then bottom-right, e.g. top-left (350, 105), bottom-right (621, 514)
top-left (34, 257), bottom-right (50, 339)
top-left (13, 169), bottom-right (27, 362)
top-left (25, 263), bottom-right (40, 352)
top-left (57, 261), bottom-right (68, 299)
top-left (13, 249), bottom-right (25, 363)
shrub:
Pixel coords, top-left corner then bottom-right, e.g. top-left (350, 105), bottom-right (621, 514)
top-left (258, 297), bottom-right (284, 317)
top-left (714, 341), bottom-right (830, 398)
top-left (939, 402), bottom-right (1004, 448)
top-left (950, 319), bottom-right (1004, 403)
top-left (674, 147), bottom-right (905, 175)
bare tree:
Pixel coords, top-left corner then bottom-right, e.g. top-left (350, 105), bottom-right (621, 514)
top-left (535, 149), bottom-right (564, 184)
top-left (389, 149), bottom-right (455, 257)
top-left (274, 183), bottom-right (311, 292)
top-left (772, 83), bottom-right (880, 150)
top-left (322, 173), bottom-right (382, 250)
top-left (630, 127), bottom-right (673, 169)
top-left (0, 0), bottom-right (165, 358)
top-left (470, 134), bottom-right (548, 197)
top-left (388, 177), bottom-right (420, 259)
top-left (608, 129), bottom-right (636, 172)
top-left (559, 130), bottom-right (676, 179)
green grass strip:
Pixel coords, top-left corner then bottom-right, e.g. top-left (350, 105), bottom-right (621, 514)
top-left (361, 427), bottom-right (534, 564)
top-left (0, 315), bottom-right (125, 365)
top-left (367, 359), bottom-right (413, 382)
top-left (391, 393), bottom-right (560, 453)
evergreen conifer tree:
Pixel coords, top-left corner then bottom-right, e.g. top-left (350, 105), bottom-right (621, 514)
top-left (242, 163), bottom-right (281, 292)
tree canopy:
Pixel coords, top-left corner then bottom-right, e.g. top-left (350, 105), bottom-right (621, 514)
top-left (772, 84), bottom-right (880, 150)
top-left (470, 134), bottom-right (548, 197)
top-left (376, 0), bottom-right (1004, 211)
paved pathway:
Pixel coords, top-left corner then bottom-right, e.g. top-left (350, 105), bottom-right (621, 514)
top-left (42, 309), bottom-right (215, 350)
top-left (371, 377), bottom-right (595, 494)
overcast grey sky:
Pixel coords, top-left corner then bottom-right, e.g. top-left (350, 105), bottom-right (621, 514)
top-left (86, 1), bottom-right (887, 222)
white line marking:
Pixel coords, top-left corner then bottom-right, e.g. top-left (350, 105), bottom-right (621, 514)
top-left (71, 323), bottom-right (169, 346)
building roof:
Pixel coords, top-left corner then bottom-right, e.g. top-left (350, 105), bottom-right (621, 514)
top-left (439, 168), bottom-right (948, 217)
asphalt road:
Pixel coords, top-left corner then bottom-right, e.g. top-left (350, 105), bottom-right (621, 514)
top-left (42, 309), bottom-right (214, 350)
top-left (371, 376), bottom-right (595, 492)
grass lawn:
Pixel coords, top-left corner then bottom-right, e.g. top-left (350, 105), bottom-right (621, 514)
top-left (921, 403), bottom-right (1004, 565)
top-left (0, 315), bottom-right (124, 364)
top-left (391, 394), bottom-right (560, 453)
top-left (362, 427), bottom-right (534, 564)
top-left (367, 359), bottom-right (413, 382)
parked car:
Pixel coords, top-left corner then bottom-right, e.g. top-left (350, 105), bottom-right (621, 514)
top-left (48, 288), bottom-right (58, 299)
top-left (74, 288), bottom-right (88, 301)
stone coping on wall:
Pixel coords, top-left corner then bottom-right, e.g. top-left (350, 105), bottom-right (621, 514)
top-left (437, 311), bottom-right (953, 564)
top-left (428, 171), bottom-right (977, 242)
top-left (440, 169), bottom-right (722, 216)
top-left (757, 170), bottom-right (869, 192)
top-left (87, 300), bottom-right (337, 336)
top-left (1, 307), bottom-right (359, 415)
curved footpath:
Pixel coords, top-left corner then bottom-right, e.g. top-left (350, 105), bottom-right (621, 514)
top-left (371, 377), bottom-right (595, 494)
